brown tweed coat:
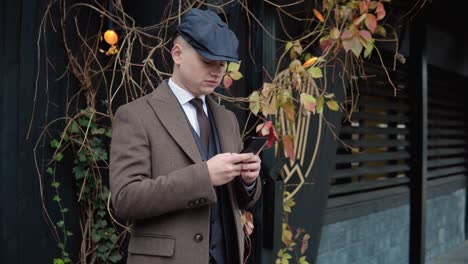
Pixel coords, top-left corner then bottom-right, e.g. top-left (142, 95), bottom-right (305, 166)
top-left (109, 81), bottom-right (261, 264)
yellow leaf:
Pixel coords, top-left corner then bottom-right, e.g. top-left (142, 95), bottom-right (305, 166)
top-left (227, 61), bottom-right (241, 72)
top-left (249, 91), bottom-right (261, 116)
top-left (283, 101), bottom-right (296, 123)
top-left (285, 41), bottom-right (293, 51)
top-left (330, 27), bottom-right (340, 39)
top-left (283, 197), bottom-right (296, 213)
top-left (313, 8), bottom-right (324, 22)
top-left (262, 97), bottom-right (277, 116)
top-left (316, 97), bottom-right (324, 114)
top-left (293, 40), bottom-right (303, 55)
top-left (289, 59), bottom-right (302, 73)
top-left (229, 70), bottom-right (243, 80)
top-left (303, 57), bottom-right (318, 68)
top-left (282, 229), bottom-right (293, 246)
top-left (326, 100), bottom-right (339, 111)
top-left (307, 67), bottom-right (323, 78)
top-left (277, 90), bottom-right (291, 106)
top-left (300, 93), bottom-right (317, 113)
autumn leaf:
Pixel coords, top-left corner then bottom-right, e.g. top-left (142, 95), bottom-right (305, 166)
top-left (365, 14), bottom-right (377, 33)
top-left (262, 82), bottom-right (275, 97)
top-left (223, 75), bottom-right (233, 89)
top-left (353, 13), bottom-right (366, 26)
top-left (299, 256), bottom-right (310, 264)
top-left (330, 27), bottom-right (341, 39)
top-left (326, 100), bottom-right (339, 111)
top-left (283, 101), bottom-right (296, 122)
top-left (307, 66), bottom-right (323, 78)
top-left (262, 96), bottom-right (277, 116)
top-left (277, 90), bottom-right (291, 106)
top-left (313, 8), bottom-right (324, 22)
top-left (229, 70), bottom-right (243, 80)
top-left (301, 234), bottom-right (311, 255)
top-left (303, 56), bottom-right (318, 68)
top-left (375, 25), bottom-right (387, 37)
top-left (376, 2), bottom-right (386, 20)
top-left (256, 121), bottom-right (278, 148)
top-left (285, 41), bottom-right (293, 51)
top-left (300, 93), bottom-right (317, 113)
top-left (283, 135), bottom-right (295, 162)
top-left (283, 197), bottom-right (296, 213)
top-left (289, 59), bottom-right (303, 73)
top-left (227, 61), bottom-right (241, 72)
top-left (242, 210), bottom-right (254, 236)
top-left (293, 40), bottom-right (303, 55)
top-left (343, 36), bottom-right (363, 57)
top-left (316, 96), bottom-right (324, 114)
top-left (359, 1), bottom-right (368, 14)
top-left (282, 225), bottom-right (293, 246)
top-left (249, 91), bottom-right (261, 116)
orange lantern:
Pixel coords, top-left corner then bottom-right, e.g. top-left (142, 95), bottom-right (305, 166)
top-left (104, 30), bottom-right (118, 46)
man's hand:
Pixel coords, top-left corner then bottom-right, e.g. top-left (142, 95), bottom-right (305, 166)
top-left (207, 153), bottom-right (254, 186)
top-left (240, 154), bottom-right (261, 185)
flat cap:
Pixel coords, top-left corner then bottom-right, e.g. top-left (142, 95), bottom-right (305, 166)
top-left (177, 8), bottom-right (239, 62)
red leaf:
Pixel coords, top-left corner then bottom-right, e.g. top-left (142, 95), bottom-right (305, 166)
top-left (341, 29), bottom-right (354, 40)
top-left (365, 14), bottom-right (377, 33)
top-left (376, 2), bottom-right (386, 21)
top-left (359, 30), bottom-right (372, 42)
top-left (223, 75), bottom-right (233, 90)
top-left (256, 121), bottom-right (278, 148)
top-left (283, 135), bottom-right (295, 162)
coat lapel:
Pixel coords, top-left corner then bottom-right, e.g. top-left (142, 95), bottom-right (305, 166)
top-left (206, 95), bottom-right (238, 154)
top-left (146, 81), bottom-right (202, 163)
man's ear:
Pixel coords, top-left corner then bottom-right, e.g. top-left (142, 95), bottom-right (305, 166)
top-left (171, 44), bottom-right (183, 65)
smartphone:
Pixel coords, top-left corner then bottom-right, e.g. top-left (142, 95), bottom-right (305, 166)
top-left (240, 136), bottom-right (268, 155)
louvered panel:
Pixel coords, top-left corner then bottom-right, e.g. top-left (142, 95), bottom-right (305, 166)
top-left (427, 66), bottom-right (468, 180)
top-left (331, 62), bottom-right (411, 197)
top-left (330, 177), bottom-right (409, 196)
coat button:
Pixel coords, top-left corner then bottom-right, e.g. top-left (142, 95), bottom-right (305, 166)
top-left (194, 233), bottom-right (203, 242)
top-left (199, 197), bottom-right (207, 204)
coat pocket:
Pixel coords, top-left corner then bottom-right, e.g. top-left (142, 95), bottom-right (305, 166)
top-left (128, 233), bottom-right (175, 257)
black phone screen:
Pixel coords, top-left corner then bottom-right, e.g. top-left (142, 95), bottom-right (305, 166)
top-left (240, 136), bottom-right (268, 154)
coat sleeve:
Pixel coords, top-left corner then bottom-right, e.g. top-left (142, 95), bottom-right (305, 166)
top-left (109, 105), bottom-right (217, 221)
top-left (228, 111), bottom-right (262, 210)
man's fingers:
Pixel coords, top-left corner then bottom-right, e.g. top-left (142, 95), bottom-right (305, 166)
top-left (229, 153), bottom-right (254, 163)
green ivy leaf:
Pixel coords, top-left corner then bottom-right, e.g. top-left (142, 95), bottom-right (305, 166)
top-left (47, 167), bottom-right (55, 175)
top-left (108, 252), bottom-right (122, 263)
top-left (53, 195), bottom-right (61, 202)
top-left (51, 181), bottom-right (60, 188)
top-left (53, 259), bottom-right (65, 264)
top-left (91, 128), bottom-right (106, 135)
top-left (56, 220), bottom-right (64, 228)
top-left (55, 152), bottom-right (64, 162)
top-left (50, 139), bottom-right (60, 149)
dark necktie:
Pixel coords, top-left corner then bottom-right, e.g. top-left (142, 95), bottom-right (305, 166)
top-left (190, 98), bottom-right (210, 151)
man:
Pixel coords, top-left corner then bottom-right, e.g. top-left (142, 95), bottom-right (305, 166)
top-left (109, 8), bottom-right (262, 264)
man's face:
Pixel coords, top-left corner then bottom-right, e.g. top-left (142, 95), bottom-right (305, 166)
top-left (172, 40), bottom-right (227, 97)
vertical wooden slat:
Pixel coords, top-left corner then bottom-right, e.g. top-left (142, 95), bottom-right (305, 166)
top-left (409, 9), bottom-right (428, 264)
top-left (1, 0), bottom-right (22, 262)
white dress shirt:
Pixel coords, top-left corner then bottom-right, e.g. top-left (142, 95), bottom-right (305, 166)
top-left (168, 78), bottom-right (207, 137)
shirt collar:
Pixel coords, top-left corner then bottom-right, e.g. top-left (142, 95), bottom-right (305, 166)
top-left (168, 78), bottom-right (206, 106)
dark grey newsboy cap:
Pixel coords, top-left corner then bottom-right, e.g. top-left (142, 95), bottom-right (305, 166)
top-left (177, 8), bottom-right (239, 62)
